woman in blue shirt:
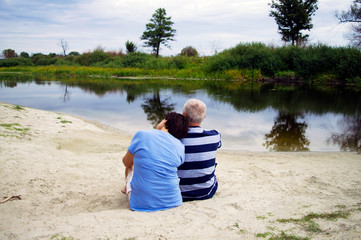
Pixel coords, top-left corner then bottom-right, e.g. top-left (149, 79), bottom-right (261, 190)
top-left (122, 112), bottom-right (188, 212)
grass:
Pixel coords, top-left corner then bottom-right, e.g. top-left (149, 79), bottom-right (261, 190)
top-left (0, 122), bottom-right (30, 138)
top-left (271, 231), bottom-right (311, 240)
top-left (277, 209), bottom-right (352, 233)
top-left (50, 235), bottom-right (75, 240)
top-left (255, 204), bottom-right (361, 240)
top-left (60, 120), bottom-right (72, 124)
top-left (0, 123), bottom-right (21, 129)
top-left (0, 65), bottom-right (262, 82)
top-left (13, 105), bottom-right (24, 110)
top-left (233, 222), bottom-right (247, 234)
top-left (256, 231), bottom-right (311, 239)
top-left (3, 104), bottom-right (24, 111)
top-left (57, 116), bottom-right (72, 124)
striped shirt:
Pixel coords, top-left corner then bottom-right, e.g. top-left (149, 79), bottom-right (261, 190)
top-left (178, 126), bottom-right (222, 201)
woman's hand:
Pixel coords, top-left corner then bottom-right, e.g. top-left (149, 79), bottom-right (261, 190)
top-left (156, 119), bottom-right (167, 130)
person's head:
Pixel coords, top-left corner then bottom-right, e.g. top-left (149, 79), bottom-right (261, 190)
top-left (164, 112), bottom-right (189, 140)
top-left (183, 99), bottom-right (206, 125)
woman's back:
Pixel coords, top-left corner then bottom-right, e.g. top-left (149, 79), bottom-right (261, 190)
top-left (128, 129), bottom-right (184, 212)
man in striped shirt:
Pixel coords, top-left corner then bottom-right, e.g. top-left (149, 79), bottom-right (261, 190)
top-left (178, 99), bottom-right (222, 201)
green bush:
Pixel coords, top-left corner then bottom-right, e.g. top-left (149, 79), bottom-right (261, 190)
top-left (290, 45), bottom-right (361, 81)
top-left (0, 57), bottom-right (33, 67)
top-left (35, 58), bottom-right (57, 66)
top-left (125, 40), bottom-right (137, 54)
top-left (20, 52), bottom-right (30, 58)
top-left (55, 58), bottom-right (78, 66)
top-left (121, 52), bottom-right (152, 68)
top-left (73, 54), bottom-right (90, 66)
top-left (204, 42), bottom-right (282, 76)
top-left (180, 46), bottom-right (198, 57)
top-left (203, 43), bottom-right (361, 81)
top-left (143, 56), bottom-right (171, 69)
top-left (334, 47), bottom-right (361, 80)
top-left (88, 49), bottom-right (110, 65)
top-left (101, 56), bottom-right (123, 68)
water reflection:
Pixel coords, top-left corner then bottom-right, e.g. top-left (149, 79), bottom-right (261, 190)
top-left (328, 116), bottom-right (361, 153)
top-left (1, 76), bottom-right (361, 152)
top-left (141, 91), bottom-right (175, 128)
top-left (62, 85), bottom-right (70, 103)
top-left (264, 112), bottom-right (310, 151)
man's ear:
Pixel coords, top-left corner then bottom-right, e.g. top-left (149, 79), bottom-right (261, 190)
top-left (183, 112), bottom-right (187, 117)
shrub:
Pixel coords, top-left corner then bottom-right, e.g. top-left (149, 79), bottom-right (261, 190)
top-left (204, 42), bottom-right (282, 76)
top-left (35, 58), bottom-right (57, 66)
top-left (73, 54), bottom-right (90, 66)
top-left (0, 57), bottom-right (33, 67)
top-left (180, 46), bottom-right (198, 57)
top-left (121, 52), bottom-right (152, 68)
top-left (125, 40), bottom-right (137, 54)
top-left (68, 51), bottom-right (80, 56)
top-left (55, 58), bottom-right (77, 66)
top-left (88, 49), bottom-right (110, 65)
top-left (101, 56), bottom-right (123, 68)
top-left (20, 52), bottom-right (30, 58)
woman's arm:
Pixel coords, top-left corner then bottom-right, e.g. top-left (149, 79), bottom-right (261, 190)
top-left (122, 150), bottom-right (134, 168)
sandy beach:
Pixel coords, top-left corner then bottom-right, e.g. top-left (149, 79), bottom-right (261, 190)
top-left (0, 102), bottom-right (360, 240)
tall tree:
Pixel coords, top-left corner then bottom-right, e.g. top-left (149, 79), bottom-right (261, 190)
top-left (336, 0), bottom-right (361, 48)
top-left (141, 8), bottom-right (176, 57)
top-left (269, 0), bottom-right (318, 46)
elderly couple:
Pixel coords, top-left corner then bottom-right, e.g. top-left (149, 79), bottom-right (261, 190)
top-left (121, 99), bottom-right (222, 212)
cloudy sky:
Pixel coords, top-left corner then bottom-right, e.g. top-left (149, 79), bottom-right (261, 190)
top-left (0, 0), bottom-right (354, 56)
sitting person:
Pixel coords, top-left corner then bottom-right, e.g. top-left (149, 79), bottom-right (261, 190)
top-left (122, 112), bottom-right (188, 212)
top-left (178, 99), bottom-right (222, 201)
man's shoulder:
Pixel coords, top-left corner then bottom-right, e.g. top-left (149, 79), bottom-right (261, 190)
top-left (202, 129), bottom-right (220, 136)
top-left (187, 127), bottom-right (220, 136)
top-left (182, 128), bottom-right (221, 147)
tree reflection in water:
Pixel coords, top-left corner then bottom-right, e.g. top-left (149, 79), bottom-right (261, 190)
top-left (328, 116), bottom-right (361, 153)
top-left (62, 85), bottom-right (70, 103)
top-left (141, 91), bottom-right (175, 128)
top-left (264, 111), bottom-right (310, 151)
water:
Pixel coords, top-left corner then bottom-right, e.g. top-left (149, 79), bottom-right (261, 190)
top-left (1, 78), bottom-right (360, 152)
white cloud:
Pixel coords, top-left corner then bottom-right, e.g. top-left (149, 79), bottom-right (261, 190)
top-left (0, 0), bottom-right (355, 55)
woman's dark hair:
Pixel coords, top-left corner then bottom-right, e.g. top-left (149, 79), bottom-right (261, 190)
top-left (165, 112), bottom-right (189, 140)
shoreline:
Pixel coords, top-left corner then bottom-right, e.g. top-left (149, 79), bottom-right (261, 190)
top-left (1, 102), bottom-right (361, 240)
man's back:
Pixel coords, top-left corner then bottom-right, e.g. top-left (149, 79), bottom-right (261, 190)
top-left (178, 126), bottom-right (221, 201)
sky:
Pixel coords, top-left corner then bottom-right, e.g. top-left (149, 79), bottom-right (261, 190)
top-left (0, 0), bottom-right (354, 56)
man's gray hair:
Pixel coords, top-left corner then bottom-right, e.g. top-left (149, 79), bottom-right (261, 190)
top-left (183, 99), bottom-right (207, 123)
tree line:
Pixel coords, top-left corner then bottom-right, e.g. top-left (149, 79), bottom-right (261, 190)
top-left (1, 43), bottom-right (360, 85)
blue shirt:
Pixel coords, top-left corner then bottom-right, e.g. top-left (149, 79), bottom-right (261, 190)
top-left (128, 129), bottom-right (184, 212)
top-left (178, 126), bottom-right (221, 201)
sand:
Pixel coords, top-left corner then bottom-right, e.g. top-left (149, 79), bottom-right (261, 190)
top-left (0, 102), bottom-right (360, 240)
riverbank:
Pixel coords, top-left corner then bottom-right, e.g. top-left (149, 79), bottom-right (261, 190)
top-left (1, 102), bottom-right (360, 240)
